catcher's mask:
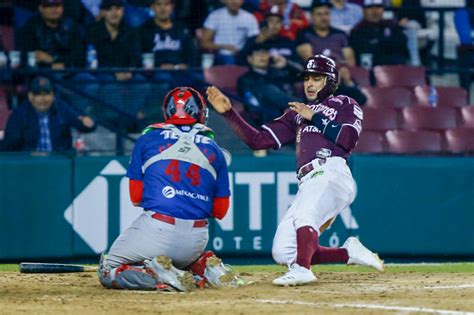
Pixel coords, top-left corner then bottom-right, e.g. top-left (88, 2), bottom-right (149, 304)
top-left (299, 54), bottom-right (339, 102)
top-left (162, 87), bottom-right (208, 125)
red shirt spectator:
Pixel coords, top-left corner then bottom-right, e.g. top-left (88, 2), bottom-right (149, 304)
top-left (255, 0), bottom-right (309, 41)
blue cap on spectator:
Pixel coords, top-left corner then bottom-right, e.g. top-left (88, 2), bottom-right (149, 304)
top-left (100, 0), bottom-right (126, 9)
top-left (363, 0), bottom-right (385, 7)
top-left (40, 0), bottom-right (63, 6)
top-left (29, 76), bottom-right (54, 95)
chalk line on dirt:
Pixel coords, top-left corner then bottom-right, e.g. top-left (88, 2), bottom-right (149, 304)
top-left (256, 299), bottom-right (474, 315)
top-left (424, 284), bottom-right (474, 290)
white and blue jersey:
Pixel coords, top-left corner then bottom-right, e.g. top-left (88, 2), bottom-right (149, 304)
top-left (126, 124), bottom-right (230, 220)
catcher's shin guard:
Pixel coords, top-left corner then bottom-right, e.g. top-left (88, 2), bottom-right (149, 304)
top-left (188, 251), bottom-right (248, 288)
top-left (100, 265), bottom-right (159, 290)
top-left (186, 251), bottom-right (215, 289)
top-left (187, 251), bottom-right (215, 276)
top-left (203, 255), bottom-right (239, 287)
top-left (146, 255), bottom-right (196, 292)
top-left (98, 258), bottom-right (158, 290)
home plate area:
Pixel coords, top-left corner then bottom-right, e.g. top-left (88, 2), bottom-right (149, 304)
top-left (1, 264), bottom-right (473, 314)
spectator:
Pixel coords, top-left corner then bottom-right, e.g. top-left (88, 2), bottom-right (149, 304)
top-left (139, 0), bottom-right (198, 71)
top-left (87, 0), bottom-right (142, 73)
top-left (201, 0), bottom-right (260, 65)
top-left (240, 11), bottom-right (302, 75)
top-left (296, 1), bottom-right (356, 66)
top-left (330, 0), bottom-right (363, 34)
top-left (394, 0), bottom-right (434, 66)
top-left (349, 0), bottom-right (408, 68)
top-left (14, 0), bottom-right (93, 29)
top-left (86, 0), bottom-right (148, 123)
top-left (254, 0), bottom-right (309, 41)
top-left (454, 0), bottom-right (474, 90)
top-left (454, 0), bottom-right (474, 46)
top-left (138, 0), bottom-right (203, 122)
top-left (0, 76), bottom-right (95, 152)
top-left (17, 0), bottom-right (84, 69)
top-left (238, 43), bottom-right (301, 122)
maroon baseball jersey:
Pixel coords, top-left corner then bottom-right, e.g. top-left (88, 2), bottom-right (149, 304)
top-left (222, 95), bottom-right (363, 171)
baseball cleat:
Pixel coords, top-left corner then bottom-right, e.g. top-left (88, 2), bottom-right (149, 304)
top-left (272, 263), bottom-right (317, 286)
top-left (156, 283), bottom-right (177, 292)
top-left (147, 256), bottom-right (196, 292)
top-left (98, 252), bottom-right (110, 276)
top-left (342, 237), bottom-right (385, 272)
top-left (204, 255), bottom-right (247, 288)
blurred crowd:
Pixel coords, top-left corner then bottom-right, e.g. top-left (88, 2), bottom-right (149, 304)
top-left (0, 0), bottom-right (472, 153)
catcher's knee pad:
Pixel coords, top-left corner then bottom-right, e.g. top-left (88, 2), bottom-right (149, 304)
top-left (187, 251), bottom-right (215, 276)
top-left (99, 264), bottom-right (158, 290)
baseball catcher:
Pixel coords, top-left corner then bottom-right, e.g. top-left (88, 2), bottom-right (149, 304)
top-left (98, 87), bottom-right (241, 291)
top-left (207, 55), bottom-right (384, 286)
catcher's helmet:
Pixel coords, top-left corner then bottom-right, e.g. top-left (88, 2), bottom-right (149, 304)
top-left (162, 87), bottom-right (208, 125)
top-left (300, 55), bottom-right (339, 102)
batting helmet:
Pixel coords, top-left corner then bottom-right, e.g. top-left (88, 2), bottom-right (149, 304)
top-left (300, 55), bottom-right (339, 102)
top-left (162, 87), bottom-right (208, 125)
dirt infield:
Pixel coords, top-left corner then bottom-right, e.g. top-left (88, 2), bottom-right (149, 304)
top-left (1, 267), bottom-right (474, 315)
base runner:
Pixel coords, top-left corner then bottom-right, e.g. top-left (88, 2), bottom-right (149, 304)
top-left (206, 55), bottom-right (384, 286)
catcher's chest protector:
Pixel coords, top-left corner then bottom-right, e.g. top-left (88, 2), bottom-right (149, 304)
top-left (141, 124), bottom-right (217, 179)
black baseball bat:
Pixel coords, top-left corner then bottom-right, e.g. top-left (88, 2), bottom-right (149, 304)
top-left (19, 262), bottom-right (98, 273)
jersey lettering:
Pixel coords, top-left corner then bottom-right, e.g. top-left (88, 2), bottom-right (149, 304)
top-left (185, 164), bottom-right (201, 186)
top-left (313, 104), bottom-right (338, 120)
top-left (352, 119), bottom-right (362, 135)
top-left (160, 130), bottom-right (211, 144)
top-left (302, 125), bottom-right (321, 133)
top-left (164, 160), bottom-right (202, 186)
top-left (353, 105), bottom-right (363, 120)
top-left (164, 160), bottom-right (180, 182)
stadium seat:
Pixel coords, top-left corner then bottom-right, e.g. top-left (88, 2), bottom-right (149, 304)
top-left (0, 25), bottom-right (14, 51)
top-left (353, 131), bottom-right (385, 153)
top-left (414, 85), bottom-right (468, 107)
top-left (362, 87), bottom-right (413, 108)
top-left (402, 107), bottom-right (458, 130)
top-left (374, 65), bottom-right (426, 88)
top-left (362, 107), bottom-right (400, 131)
top-left (444, 128), bottom-right (474, 153)
top-left (204, 65), bottom-right (248, 94)
top-left (386, 130), bottom-right (442, 154)
top-left (460, 106), bottom-right (474, 128)
top-left (347, 66), bottom-right (370, 87)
